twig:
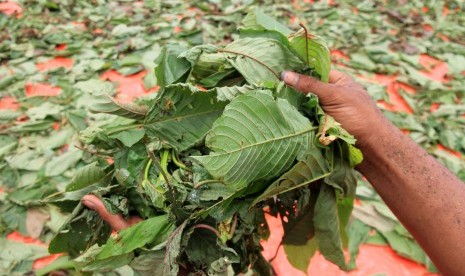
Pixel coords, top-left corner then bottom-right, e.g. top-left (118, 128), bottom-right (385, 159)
top-left (229, 214), bottom-right (238, 237)
top-left (299, 23), bottom-right (310, 67)
top-left (194, 179), bottom-right (223, 189)
top-left (193, 224), bottom-right (221, 238)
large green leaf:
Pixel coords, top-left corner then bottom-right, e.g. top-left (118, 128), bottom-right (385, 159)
top-left (144, 83), bottom-right (227, 151)
top-left (239, 9), bottom-right (292, 36)
top-left (179, 45), bottom-right (236, 87)
top-left (284, 236), bottom-right (318, 272)
top-left (192, 91), bottom-right (316, 189)
top-left (89, 93), bottom-right (148, 120)
top-left (252, 147), bottom-right (331, 206)
top-left (154, 44), bottom-right (191, 89)
top-left (65, 162), bottom-right (106, 192)
top-left (282, 201), bottom-right (318, 272)
top-left (74, 244), bottom-right (134, 272)
top-left (221, 38), bottom-right (304, 85)
top-left (96, 215), bottom-right (174, 260)
top-left (45, 147), bottom-right (83, 177)
top-left (288, 29), bottom-right (331, 82)
top-left (313, 184), bottom-right (347, 270)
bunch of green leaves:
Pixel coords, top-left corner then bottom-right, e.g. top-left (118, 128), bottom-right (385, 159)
top-left (46, 10), bottom-right (362, 275)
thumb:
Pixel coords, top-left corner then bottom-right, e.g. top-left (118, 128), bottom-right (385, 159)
top-left (82, 194), bottom-right (129, 231)
top-left (280, 71), bottom-right (333, 99)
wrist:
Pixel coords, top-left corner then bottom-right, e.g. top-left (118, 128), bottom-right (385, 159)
top-left (355, 114), bottom-right (398, 157)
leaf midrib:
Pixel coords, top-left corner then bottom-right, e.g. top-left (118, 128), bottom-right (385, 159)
top-left (209, 126), bottom-right (318, 156)
top-left (144, 108), bottom-right (225, 127)
top-left (104, 95), bottom-right (148, 116)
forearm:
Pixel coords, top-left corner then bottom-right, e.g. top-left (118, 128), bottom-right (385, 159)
top-left (357, 116), bottom-right (465, 275)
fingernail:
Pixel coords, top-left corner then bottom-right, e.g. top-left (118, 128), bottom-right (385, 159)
top-left (280, 71), bottom-right (297, 85)
top-left (82, 198), bottom-right (97, 209)
top-left (280, 71), bottom-right (289, 81)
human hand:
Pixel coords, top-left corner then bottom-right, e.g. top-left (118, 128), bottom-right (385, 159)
top-left (281, 70), bottom-right (387, 147)
top-left (81, 194), bottom-right (142, 231)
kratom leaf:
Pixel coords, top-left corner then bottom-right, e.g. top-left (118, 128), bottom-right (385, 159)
top-left (214, 84), bottom-right (259, 102)
top-left (239, 9), bottom-right (292, 44)
top-left (282, 202), bottom-right (318, 272)
top-left (74, 244), bottom-right (134, 272)
top-left (65, 162), bottom-right (106, 192)
top-left (130, 251), bottom-right (165, 276)
top-left (239, 9), bottom-right (292, 36)
top-left (192, 91), bottom-right (315, 189)
top-left (0, 135), bottom-right (17, 158)
top-left (163, 220), bottom-right (188, 276)
top-left (288, 29), bottom-right (331, 82)
top-left (109, 128), bottom-right (145, 147)
top-left (144, 83), bottom-right (227, 151)
top-left (382, 227), bottom-right (428, 264)
top-left (313, 184), bottom-right (347, 270)
top-left (7, 120), bottom-right (54, 133)
top-left (284, 236), bottom-right (318, 272)
top-left (96, 215), bottom-right (174, 260)
top-left (347, 219), bottom-right (370, 269)
top-left (45, 147), bottom-right (83, 177)
top-left (252, 147), bottom-right (331, 206)
top-left (154, 44), bottom-right (191, 89)
top-left (179, 45), bottom-right (235, 88)
top-left (316, 110), bottom-right (356, 146)
top-left (89, 93), bottom-right (148, 120)
top-left (221, 37), bottom-right (305, 85)
top-left (324, 145), bottom-right (359, 196)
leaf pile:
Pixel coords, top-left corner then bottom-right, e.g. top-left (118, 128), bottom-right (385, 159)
top-left (44, 10), bottom-right (361, 275)
top-left (1, 0), bottom-right (464, 275)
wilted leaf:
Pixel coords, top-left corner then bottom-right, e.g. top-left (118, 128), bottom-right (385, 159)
top-left (313, 184), bottom-right (347, 270)
top-left (90, 94), bottom-right (148, 120)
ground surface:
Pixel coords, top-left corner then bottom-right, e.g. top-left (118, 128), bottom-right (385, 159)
top-left (1, 0), bottom-right (464, 275)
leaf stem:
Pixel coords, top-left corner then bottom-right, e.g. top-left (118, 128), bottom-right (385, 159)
top-left (171, 151), bottom-right (187, 170)
top-left (218, 49), bottom-right (280, 79)
top-left (193, 224), bottom-right (221, 238)
top-left (144, 158), bottom-right (153, 181)
top-left (160, 150), bottom-right (170, 178)
top-left (229, 214), bottom-right (238, 238)
top-left (106, 124), bottom-right (143, 135)
top-left (148, 151), bottom-right (174, 199)
top-left (299, 23), bottom-right (310, 67)
top-left (194, 179), bottom-right (223, 189)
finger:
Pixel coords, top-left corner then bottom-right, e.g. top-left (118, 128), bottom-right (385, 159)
top-left (280, 71), bottom-right (334, 99)
top-left (81, 195), bottom-right (129, 231)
